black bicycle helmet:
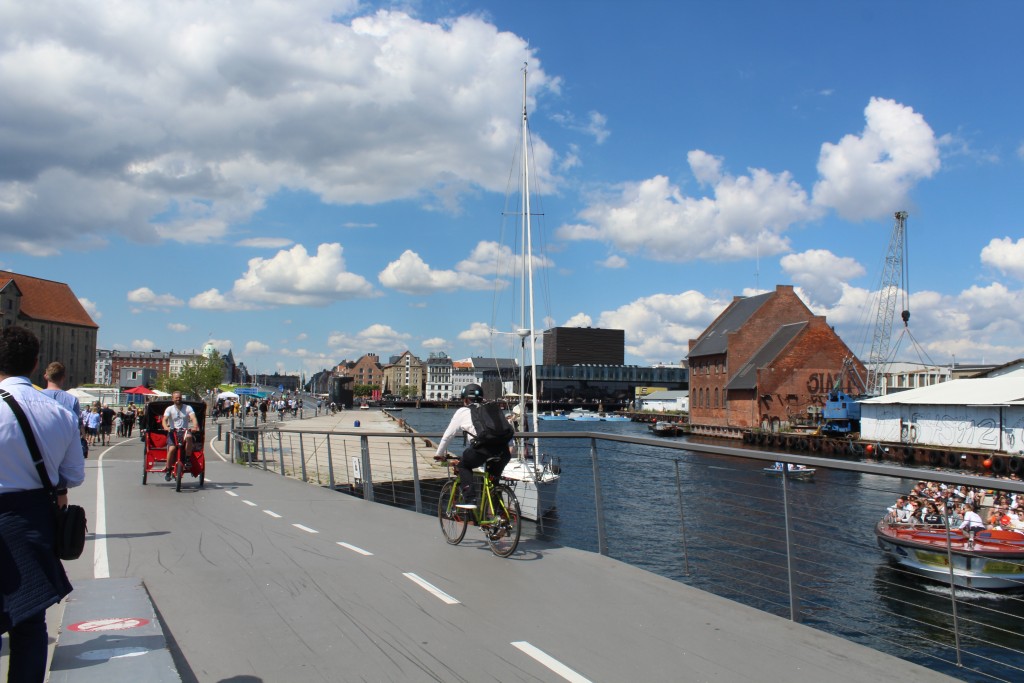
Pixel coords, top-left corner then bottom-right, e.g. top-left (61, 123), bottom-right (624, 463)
top-left (461, 383), bottom-right (484, 402)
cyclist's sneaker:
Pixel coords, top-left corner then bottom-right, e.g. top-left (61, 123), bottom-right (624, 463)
top-left (164, 469), bottom-right (173, 481)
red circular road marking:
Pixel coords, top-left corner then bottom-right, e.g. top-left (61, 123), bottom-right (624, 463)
top-left (68, 617), bottom-right (150, 632)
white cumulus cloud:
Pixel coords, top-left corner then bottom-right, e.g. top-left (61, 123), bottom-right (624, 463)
top-left (190, 243), bottom-right (375, 309)
top-left (127, 287), bottom-right (184, 309)
top-left (378, 250), bottom-right (492, 294)
top-left (980, 237), bottom-right (1024, 281)
top-left (812, 97), bottom-right (940, 220)
top-left (557, 152), bottom-right (815, 263)
top-left (245, 341), bottom-right (271, 354)
top-left (780, 249), bottom-right (866, 306)
top-left (0, 3), bottom-right (563, 255)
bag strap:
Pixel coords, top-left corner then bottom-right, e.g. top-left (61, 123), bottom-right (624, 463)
top-left (0, 388), bottom-right (57, 496)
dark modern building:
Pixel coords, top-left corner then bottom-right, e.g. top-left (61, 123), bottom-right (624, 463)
top-left (542, 327), bottom-right (624, 366)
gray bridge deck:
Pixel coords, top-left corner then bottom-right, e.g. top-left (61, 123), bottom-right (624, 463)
top-left (2, 418), bottom-right (958, 682)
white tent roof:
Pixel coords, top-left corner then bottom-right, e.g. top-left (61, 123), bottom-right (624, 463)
top-left (862, 376), bottom-right (1024, 406)
top-left (151, 389), bottom-right (171, 397)
top-left (67, 387), bottom-right (99, 401)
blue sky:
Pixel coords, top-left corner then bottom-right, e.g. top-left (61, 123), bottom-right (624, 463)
top-left (3, 1), bottom-right (1024, 376)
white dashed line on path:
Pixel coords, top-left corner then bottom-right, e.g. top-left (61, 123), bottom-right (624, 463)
top-left (403, 573), bottom-right (459, 605)
top-left (242, 500), bottom-right (257, 506)
top-left (511, 641), bottom-right (592, 683)
top-left (264, 510), bottom-right (282, 518)
top-left (337, 542), bottom-right (373, 556)
top-left (293, 524), bottom-right (318, 534)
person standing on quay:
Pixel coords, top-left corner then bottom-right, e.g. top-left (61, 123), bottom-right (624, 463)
top-left (0, 327), bottom-right (85, 683)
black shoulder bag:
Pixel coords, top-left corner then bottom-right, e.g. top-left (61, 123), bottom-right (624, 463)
top-left (0, 389), bottom-right (87, 560)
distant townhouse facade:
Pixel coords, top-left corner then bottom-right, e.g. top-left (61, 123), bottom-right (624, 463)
top-left (0, 270), bottom-right (98, 387)
top-left (424, 352), bottom-right (453, 400)
top-left (335, 353), bottom-right (383, 389)
top-left (382, 351), bottom-right (425, 396)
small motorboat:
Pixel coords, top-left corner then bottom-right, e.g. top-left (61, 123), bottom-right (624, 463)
top-left (649, 421), bottom-right (684, 437)
top-left (763, 462), bottom-right (816, 480)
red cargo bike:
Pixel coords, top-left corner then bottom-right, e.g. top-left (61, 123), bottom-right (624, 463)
top-left (140, 399), bottom-right (206, 491)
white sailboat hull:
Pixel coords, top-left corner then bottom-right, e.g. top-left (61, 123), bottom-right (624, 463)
top-left (501, 459), bottom-right (559, 521)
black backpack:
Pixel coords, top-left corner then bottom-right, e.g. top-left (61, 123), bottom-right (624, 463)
top-left (468, 401), bottom-right (514, 448)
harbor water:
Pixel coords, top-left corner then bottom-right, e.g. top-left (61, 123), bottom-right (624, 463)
top-left (399, 407), bottom-right (1024, 683)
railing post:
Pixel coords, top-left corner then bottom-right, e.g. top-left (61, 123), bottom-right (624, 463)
top-left (590, 438), bottom-right (608, 556)
top-left (326, 435), bottom-right (335, 488)
top-left (781, 464), bottom-right (801, 623)
top-left (299, 434), bottom-right (308, 482)
top-left (410, 436), bottom-right (422, 514)
top-left (360, 434), bottom-right (374, 502)
top-left (277, 431), bottom-right (285, 476)
top-left (674, 459), bottom-right (691, 576)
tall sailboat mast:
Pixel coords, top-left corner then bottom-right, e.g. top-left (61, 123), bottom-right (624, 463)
top-left (520, 65), bottom-right (544, 438)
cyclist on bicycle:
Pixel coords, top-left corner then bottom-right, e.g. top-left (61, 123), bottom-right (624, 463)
top-left (162, 391), bottom-right (199, 481)
top-left (434, 384), bottom-right (511, 509)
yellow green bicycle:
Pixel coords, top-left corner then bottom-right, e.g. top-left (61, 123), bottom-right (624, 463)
top-left (437, 455), bottom-right (521, 557)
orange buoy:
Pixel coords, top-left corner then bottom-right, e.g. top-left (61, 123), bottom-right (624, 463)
top-left (865, 444), bottom-right (874, 455)
top-left (983, 458), bottom-right (993, 469)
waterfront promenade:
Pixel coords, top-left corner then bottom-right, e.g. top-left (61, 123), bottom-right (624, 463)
top-left (2, 410), bottom-right (960, 682)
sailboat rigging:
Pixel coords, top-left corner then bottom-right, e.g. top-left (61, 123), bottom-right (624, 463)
top-left (495, 64), bottom-right (560, 521)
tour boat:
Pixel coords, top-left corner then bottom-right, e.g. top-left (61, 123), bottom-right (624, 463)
top-left (875, 518), bottom-right (1024, 590)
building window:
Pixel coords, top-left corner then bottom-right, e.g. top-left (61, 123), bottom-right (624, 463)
top-left (714, 388), bottom-right (719, 408)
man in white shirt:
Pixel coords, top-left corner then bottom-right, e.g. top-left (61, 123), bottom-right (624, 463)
top-left (0, 326), bottom-right (85, 681)
top-left (162, 391), bottom-right (199, 481)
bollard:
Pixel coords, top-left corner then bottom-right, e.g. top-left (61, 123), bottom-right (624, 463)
top-left (217, 423), bottom-right (223, 442)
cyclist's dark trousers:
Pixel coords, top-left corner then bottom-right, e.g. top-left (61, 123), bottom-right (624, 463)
top-left (458, 444), bottom-right (511, 502)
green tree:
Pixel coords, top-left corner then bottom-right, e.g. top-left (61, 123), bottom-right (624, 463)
top-left (156, 352), bottom-right (225, 400)
top-left (353, 384), bottom-right (377, 397)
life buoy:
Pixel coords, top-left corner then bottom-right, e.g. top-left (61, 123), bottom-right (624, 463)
top-left (1009, 456), bottom-right (1023, 475)
top-left (992, 456), bottom-right (1007, 474)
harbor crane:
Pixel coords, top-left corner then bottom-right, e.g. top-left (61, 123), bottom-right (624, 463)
top-left (864, 210), bottom-right (910, 396)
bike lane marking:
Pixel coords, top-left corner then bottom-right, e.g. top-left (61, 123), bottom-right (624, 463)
top-left (511, 641), bottom-right (592, 683)
top-left (402, 573), bottom-right (460, 604)
top-left (293, 523), bottom-right (318, 534)
top-left (242, 500), bottom-right (257, 506)
top-left (337, 541), bottom-right (373, 556)
top-left (263, 510), bottom-right (282, 518)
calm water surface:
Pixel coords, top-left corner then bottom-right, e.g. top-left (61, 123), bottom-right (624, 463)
top-left (399, 407), bottom-right (1024, 682)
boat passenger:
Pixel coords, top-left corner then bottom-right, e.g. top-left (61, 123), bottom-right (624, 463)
top-left (959, 505), bottom-right (987, 539)
top-left (946, 504), bottom-right (963, 529)
top-left (922, 501), bottom-right (943, 527)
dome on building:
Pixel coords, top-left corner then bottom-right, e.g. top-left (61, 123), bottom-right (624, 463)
top-left (202, 342), bottom-right (217, 358)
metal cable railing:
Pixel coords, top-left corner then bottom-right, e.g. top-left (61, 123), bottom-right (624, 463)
top-left (225, 424), bottom-right (1024, 682)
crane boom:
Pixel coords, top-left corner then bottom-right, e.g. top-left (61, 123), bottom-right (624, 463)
top-left (865, 211), bottom-right (909, 396)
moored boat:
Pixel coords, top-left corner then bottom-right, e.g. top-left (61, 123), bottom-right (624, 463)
top-left (875, 519), bottom-right (1024, 590)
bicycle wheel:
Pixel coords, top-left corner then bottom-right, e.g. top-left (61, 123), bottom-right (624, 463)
top-left (438, 480), bottom-right (468, 545)
top-left (485, 484), bottom-right (521, 557)
top-left (175, 460), bottom-right (184, 492)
